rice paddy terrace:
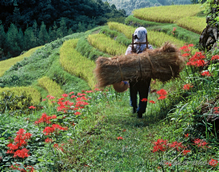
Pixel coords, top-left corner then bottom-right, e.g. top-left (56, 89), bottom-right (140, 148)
top-left (0, 4), bottom-right (218, 171)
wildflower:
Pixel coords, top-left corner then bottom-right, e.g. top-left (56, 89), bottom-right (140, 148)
top-left (165, 162), bottom-right (172, 166)
top-left (62, 93), bottom-right (68, 97)
top-left (201, 71), bottom-right (211, 77)
top-left (94, 88), bottom-right (100, 91)
top-left (47, 95), bottom-right (51, 98)
top-left (54, 143), bottom-right (64, 152)
top-left (86, 90), bottom-right (93, 93)
top-left (69, 91), bottom-right (74, 94)
top-left (117, 137), bottom-right (123, 140)
top-left (75, 112), bottom-right (81, 115)
top-left (29, 106), bottom-right (36, 109)
top-left (58, 98), bottom-right (65, 101)
top-left (193, 138), bottom-right (208, 148)
top-left (184, 133), bottom-right (189, 138)
top-left (158, 95), bottom-right (166, 100)
top-left (52, 124), bottom-right (68, 131)
top-left (213, 107), bottom-right (219, 114)
top-left (43, 127), bottom-right (55, 135)
top-left (182, 53), bottom-right (190, 57)
top-left (71, 95), bottom-right (77, 98)
top-left (156, 89), bottom-right (167, 96)
top-left (45, 138), bottom-right (53, 143)
top-left (152, 139), bottom-right (168, 152)
top-left (183, 84), bottom-right (193, 90)
top-left (208, 159), bottom-right (218, 167)
top-left (77, 93), bottom-right (86, 96)
top-left (186, 52), bottom-right (206, 67)
top-left (13, 148), bottom-right (30, 158)
top-left (211, 55), bottom-right (219, 61)
top-left (141, 98), bottom-right (147, 102)
top-left (149, 100), bottom-right (156, 104)
top-left (49, 96), bottom-right (55, 99)
top-left (42, 99), bottom-right (46, 101)
top-left (169, 141), bottom-right (184, 151)
top-left (179, 45), bottom-right (191, 52)
top-left (188, 44), bottom-right (194, 47)
top-left (182, 150), bottom-right (191, 155)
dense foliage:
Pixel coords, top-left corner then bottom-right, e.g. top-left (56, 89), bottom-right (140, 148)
top-left (0, 0), bottom-right (126, 59)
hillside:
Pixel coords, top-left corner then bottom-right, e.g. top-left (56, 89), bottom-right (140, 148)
top-left (103, 0), bottom-right (191, 15)
top-left (0, 4), bottom-right (218, 171)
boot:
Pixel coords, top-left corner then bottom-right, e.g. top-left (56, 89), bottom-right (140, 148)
top-left (137, 112), bottom-right (142, 118)
top-left (132, 107), bottom-right (137, 114)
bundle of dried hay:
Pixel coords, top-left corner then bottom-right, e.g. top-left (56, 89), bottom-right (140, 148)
top-left (95, 42), bottom-right (186, 87)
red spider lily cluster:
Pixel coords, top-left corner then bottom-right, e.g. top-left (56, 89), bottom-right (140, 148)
top-left (186, 52), bottom-right (206, 67)
top-left (35, 113), bottom-right (57, 124)
top-left (156, 89), bottom-right (167, 100)
top-left (213, 107), bottom-right (219, 114)
top-left (183, 84), bottom-right (193, 90)
top-left (201, 71), bottom-right (211, 77)
top-left (152, 139), bottom-right (191, 156)
top-left (141, 98), bottom-right (156, 104)
top-left (117, 136), bottom-right (123, 140)
top-left (179, 44), bottom-right (194, 57)
top-left (43, 124), bottom-right (68, 135)
top-left (193, 138), bottom-right (208, 148)
top-left (211, 55), bottom-right (219, 61)
top-left (28, 106), bottom-right (36, 109)
top-left (208, 159), bottom-right (218, 167)
top-left (7, 129), bottom-right (32, 158)
top-left (171, 27), bottom-right (177, 35)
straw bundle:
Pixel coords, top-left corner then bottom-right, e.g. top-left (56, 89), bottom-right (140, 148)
top-left (95, 42), bottom-right (186, 87)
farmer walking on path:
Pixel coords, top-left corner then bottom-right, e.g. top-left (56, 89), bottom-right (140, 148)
top-left (125, 27), bottom-right (153, 118)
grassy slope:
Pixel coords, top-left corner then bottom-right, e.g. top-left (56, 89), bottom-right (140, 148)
top-left (0, 4), bottom-right (218, 172)
top-left (0, 46), bottom-right (43, 77)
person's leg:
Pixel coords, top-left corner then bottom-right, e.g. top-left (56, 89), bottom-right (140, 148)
top-left (129, 81), bottom-right (138, 113)
top-left (137, 78), bottom-right (151, 118)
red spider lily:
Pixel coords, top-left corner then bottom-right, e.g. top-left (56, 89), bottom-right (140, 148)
top-left (69, 91), bottom-right (74, 94)
top-left (29, 106), bottom-right (36, 109)
top-left (182, 150), bottom-right (191, 155)
top-left (179, 45), bottom-right (191, 52)
top-left (45, 138), bottom-right (53, 143)
top-left (149, 100), bottom-right (156, 104)
top-left (49, 96), bottom-right (55, 99)
top-left (35, 113), bottom-right (56, 124)
top-left (141, 98), bottom-right (147, 102)
top-left (184, 133), bottom-right (189, 138)
top-left (188, 44), bottom-right (194, 47)
top-left (71, 95), bottom-right (77, 98)
top-left (165, 162), bottom-right (172, 166)
top-left (169, 141), bottom-right (184, 151)
top-left (211, 55), bottom-right (219, 61)
top-left (117, 137), bottom-right (123, 140)
top-left (43, 127), bottom-right (55, 135)
top-left (54, 143), bottom-right (64, 152)
top-left (42, 99), bottom-right (46, 101)
top-left (62, 93), bottom-right (68, 97)
top-left (193, 138), bottom-right (208, 148)
top-left (77, 93), bottom-right (86, 96)
top-left (201, 71), bottom-right (211, 76)
top-left (58, 98), bottom-right (65, 101)
top-left (173, 27), bottom-right (176, 31)
top-left (186, 52), bottom-right (206, 67)
top-left (182, 53), bottom-right (190, 57)
top-left (52, 124), bottom-right (68, 131)
top-left (76, 96), bottom-right (88, 101)
top-left (183, 84), bottom-right (193, 90)
top-left (156, 89), bottom-right (167, 96)
top-left (213, 107), bottom-right (219, 114)
top-left (13, 148), bottom-right (30, 158)
top-left (94, 88), bottom-right (100, 91)
top-left (47, 95), bottom-right (51, 98)
top-left (158, 96), bottom-right (166, 100)
top-left (208, 159), bottom-right (218, 167)
top-left (152, 139), bottom-right (168, 153)
top-left (86, 90), bottom-right (93, 93)
top-left (75, 112), bottom-right (81, 115)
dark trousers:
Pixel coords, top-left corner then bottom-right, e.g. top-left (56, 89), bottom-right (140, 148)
top-left (129, 78), bottom-right (151, 114)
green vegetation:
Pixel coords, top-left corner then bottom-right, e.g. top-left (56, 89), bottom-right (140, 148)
top-left (0, 3), bottom-right (218, 172)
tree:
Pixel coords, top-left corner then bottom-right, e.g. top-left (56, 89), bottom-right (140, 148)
top-left (5, 23), bottom-right (21, 57)
top-left (57, 18), bottom-right (68, 38)
top-left (24, 27), bottom-right (37, 50)
top-left (0, 21), bottom-right (6, 51)
top-left (38, 21), bottom-right (50, 45)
